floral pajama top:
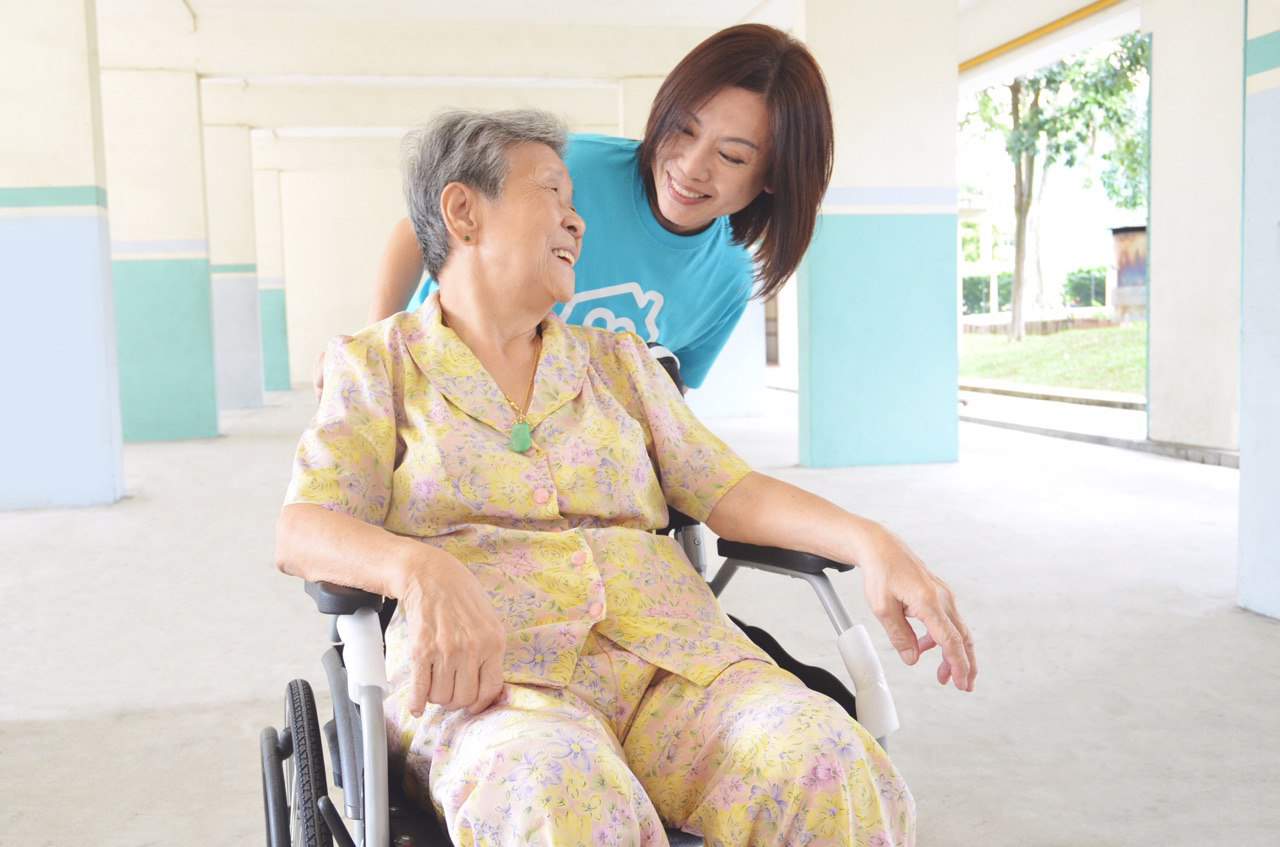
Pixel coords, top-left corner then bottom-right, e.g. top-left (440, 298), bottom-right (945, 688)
top-left (285, 293), bottom-right (772, 688)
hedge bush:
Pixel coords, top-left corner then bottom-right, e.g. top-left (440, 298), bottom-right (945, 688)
top-left (1065, 266), bottom-right (1107, 307)
top-left (962, 273), bottom-right (1012, 314)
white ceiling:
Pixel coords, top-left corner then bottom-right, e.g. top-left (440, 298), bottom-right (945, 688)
top-left (182, 0), bottom-right (764, 27)
top-left (103, 1), bottom-right (980, 30)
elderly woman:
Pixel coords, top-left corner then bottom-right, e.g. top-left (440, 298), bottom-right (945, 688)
top-left (276, 110), bottom-right (975, 847)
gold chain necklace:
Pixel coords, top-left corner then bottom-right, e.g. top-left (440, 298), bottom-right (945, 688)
top-left (501, 330), bottom-right (542, 453)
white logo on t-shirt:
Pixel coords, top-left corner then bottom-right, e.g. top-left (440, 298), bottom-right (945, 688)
top-left (558, 282), bottom-right (665, 343)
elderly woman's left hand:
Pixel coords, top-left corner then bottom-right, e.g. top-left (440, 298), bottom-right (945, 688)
top-left (856, 527), bottom-right (976, 692)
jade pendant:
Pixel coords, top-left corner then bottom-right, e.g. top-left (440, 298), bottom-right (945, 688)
top-left (509, 421), bottom-right (533, 453)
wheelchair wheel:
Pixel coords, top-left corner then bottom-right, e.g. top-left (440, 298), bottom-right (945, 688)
top-left (284, 680), bottom-right (333, 847)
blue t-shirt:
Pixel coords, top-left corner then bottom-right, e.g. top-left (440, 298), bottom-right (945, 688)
top-left (408, 133), bottom-right (754, 389)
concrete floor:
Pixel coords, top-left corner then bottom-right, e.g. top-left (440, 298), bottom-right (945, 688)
top-left (3, 389), bottom-right (1276, 846)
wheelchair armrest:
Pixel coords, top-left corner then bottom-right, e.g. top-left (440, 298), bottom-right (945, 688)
top-left (305, 581), bottom-right (385, 615)
top-left (659, 507), bottom-right (700, 535)
top-left (716, 540), bottom-right (854, 574)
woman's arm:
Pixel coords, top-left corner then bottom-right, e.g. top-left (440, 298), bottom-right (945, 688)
top-left (706, 472), bottom-right (976, 693)
top-left (368, 217), bottom-right (427, 323)
top-left (275, 503), bottom-right (507, 716)
top-left (612, 333), bottom-right (975, 692)
top-left (312, 219), bottom-right (423, 398)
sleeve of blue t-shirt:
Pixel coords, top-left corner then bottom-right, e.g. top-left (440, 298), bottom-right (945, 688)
top-left (676, 295), bottom-right (749, 390)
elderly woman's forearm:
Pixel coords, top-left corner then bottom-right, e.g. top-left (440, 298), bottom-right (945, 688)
top-left (274, 503), bottom-right (434, 598)
top-left (706, 471), bottom-right (887, 568)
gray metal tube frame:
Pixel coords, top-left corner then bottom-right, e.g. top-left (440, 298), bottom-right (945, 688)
top-left (357, 687), bottom-right (389, 847)
top-left (710, 558), bottom-right (853, 632)
top-left (677, 524), bottom-right (707, 576)
top-left (320, 646), bottom-right (364, 822)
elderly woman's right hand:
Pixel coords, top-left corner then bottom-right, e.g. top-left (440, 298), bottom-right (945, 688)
top-left (396, 549), bottom-right (507, 716)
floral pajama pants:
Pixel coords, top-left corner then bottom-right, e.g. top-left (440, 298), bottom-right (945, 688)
top-left (386, 631), bottom-right (915, 847)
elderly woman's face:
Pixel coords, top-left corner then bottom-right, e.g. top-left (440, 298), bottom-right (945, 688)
top-left (477, 142), bottom-right (585, 306)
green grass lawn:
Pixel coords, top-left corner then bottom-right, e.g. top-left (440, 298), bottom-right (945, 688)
top-left (959, 321), bottom-right (1147, 394)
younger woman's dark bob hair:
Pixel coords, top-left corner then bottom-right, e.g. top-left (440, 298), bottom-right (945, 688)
top-left (638, 23), bottom-right (835, 301)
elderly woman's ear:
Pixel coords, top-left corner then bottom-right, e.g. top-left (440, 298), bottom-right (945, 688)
top-left (440, 181), bottom-right (481, 247)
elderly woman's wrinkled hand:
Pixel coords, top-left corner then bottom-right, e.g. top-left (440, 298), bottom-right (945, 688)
top-left (857, 529), bottom-right (976, 692)
top-left (396, 549), bottom-right (508, 716)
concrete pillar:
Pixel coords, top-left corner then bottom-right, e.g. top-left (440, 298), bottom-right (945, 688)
top-left (253, 167), bottom-right (292, 390)
top-left (203, 125), bottom-right (264, 408)
top-left (686, 301), bottom-right (769, 420)
top-left (100, 69), bottom-right (218, 440)
top-left (798, 0), bottom-right (958, 466)
top-left (1240, 4), bottom-right (1280, 619)
top-left (1142, 0), bottom-right (1244, 450)
top-left (618, 77), bottom-right (662, 139)
top-left (0, 0), bottom-right (123, 508)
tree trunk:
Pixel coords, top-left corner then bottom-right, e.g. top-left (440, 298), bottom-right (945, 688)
top-left (1033, 162), bottom-right (1049, 311)
top-left (1008, 80), bottom-right (1038, 341)
top-left (1011, 200), bottom-right (1028, 341)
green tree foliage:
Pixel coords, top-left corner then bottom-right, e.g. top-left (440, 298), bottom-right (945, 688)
top-left (962, 273), bottom-right (1013, 315)
top-left (1058, 32), bottom-right (1151, 210)
top-left (964, 32), bottom-right (1150, 340)
top-left (960, 220), bottom-right (982, 263)
top-left (962, 275), bottom-right (989, 314)
top-left (1064, 266), bottom-right (1107, 306)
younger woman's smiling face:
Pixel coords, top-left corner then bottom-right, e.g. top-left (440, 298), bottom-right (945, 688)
top-left (649, 85), bottom-right (772, 234)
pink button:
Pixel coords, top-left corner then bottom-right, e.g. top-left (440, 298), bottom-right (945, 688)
top-left (533, 488), bottom-right (551, 505)
top-left (588, 602), bottom-right (604, 617)
top-left (571, 550), bottom-right (587, 566)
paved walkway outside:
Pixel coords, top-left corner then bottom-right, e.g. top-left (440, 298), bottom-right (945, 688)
top-left (961, 389), bottom-right (1148, 441)
top-left (959, 390), bottom-right (1238, 467)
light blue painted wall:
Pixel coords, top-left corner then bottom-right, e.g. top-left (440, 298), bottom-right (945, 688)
top-left (211, 273), bottom-right (265, 409)
top-left (112, 258), bottom-right (219, 441)
top-left (1239, 82), bottom-right (1280, 619)
top-left (1, 214), bottom-right (124, 508)
top-left (259, 289), bottom-right (292, 390)
top-left (799, 213), bottom-right (959, 467)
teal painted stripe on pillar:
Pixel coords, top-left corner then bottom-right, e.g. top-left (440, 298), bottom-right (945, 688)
top-left (1247, 30), bottom-right (1280, 76)
top-left (0, 186), bottom-right (107, 208)
top-left (259, 289), bottom-right (293, 390)
top-left (799, 213), bottom-right (958, 467)
top-left (112, 258), bottom-right (219, 441)
top-left (211, 262), bottom-right (257, 273)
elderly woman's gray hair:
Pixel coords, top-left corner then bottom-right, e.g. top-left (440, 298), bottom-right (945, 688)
top-left (402, 109), bottom-right (569, 278)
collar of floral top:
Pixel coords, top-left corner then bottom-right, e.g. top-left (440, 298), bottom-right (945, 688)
top-left (405, 291), bottom-right (590, 436)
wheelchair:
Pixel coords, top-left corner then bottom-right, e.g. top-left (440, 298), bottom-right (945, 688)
top-left (261, 349), bottom-right (901, 847)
